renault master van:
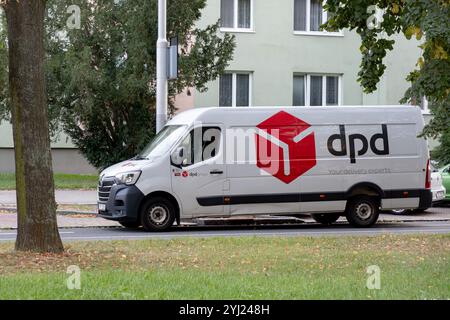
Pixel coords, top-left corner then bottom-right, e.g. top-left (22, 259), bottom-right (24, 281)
top-left (97, 106), bottom-right (432, 231)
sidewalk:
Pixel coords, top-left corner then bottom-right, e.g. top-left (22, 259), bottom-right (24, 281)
top-left (0, 213), bottom-right (119, 229)
top-left (0, 189), bottom-right (449, 229)
top-left (198, 207), bottom-right (450, 225)
top-left (0, 190), bottom-right (113, 229)
top-left (0, 190), bottom-right (97, 205)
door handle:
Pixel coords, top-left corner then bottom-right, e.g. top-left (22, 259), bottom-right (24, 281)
top-left (210, 170), bottom-right (224, 175)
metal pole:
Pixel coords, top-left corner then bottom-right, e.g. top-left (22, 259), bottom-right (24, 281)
top-left (156, 0), bottom-right (168, 133)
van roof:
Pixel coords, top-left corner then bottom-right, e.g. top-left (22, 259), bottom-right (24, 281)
top-left (167, 105), bottom-right (422, 125)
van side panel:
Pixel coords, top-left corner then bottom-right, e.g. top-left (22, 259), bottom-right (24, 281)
top-left (301, 122), bottom-right (423, 211)
top-left (217, 107), bottom-right (427, 215)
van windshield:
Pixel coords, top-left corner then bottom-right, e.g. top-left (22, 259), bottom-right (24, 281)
top-left (139, 125), bottom-right (186, 159)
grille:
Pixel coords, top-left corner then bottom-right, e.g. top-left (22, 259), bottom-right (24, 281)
top-left (98, 178), bottom-right (115, 202)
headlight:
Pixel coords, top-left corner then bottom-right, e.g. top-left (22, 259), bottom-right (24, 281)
top-left (115, 171), bottom-right (141, 186)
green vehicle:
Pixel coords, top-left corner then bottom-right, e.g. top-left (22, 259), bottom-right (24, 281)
top-left (440, 164), bottom-right (450, 201)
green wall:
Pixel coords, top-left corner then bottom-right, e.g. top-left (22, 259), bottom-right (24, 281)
top-left (193, 0), bottom-right (422, 108)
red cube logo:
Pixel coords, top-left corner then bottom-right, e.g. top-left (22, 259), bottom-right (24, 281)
top-left (255, 111), bottom-right (317, 184)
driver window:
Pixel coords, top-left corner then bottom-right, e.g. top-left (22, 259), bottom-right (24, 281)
top-left (178, 126), bottom-right (221, 167)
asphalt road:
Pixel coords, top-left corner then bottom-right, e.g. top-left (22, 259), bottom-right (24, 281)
top-left (1, 221), bottom-right (450, 242)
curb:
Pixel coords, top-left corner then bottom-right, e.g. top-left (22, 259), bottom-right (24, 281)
top-left (1, 219), bottom-right (450, 231)
top-left (1, 208), bottom-right (450, 227)
top-left (196, 218), bottom-right (450, 226)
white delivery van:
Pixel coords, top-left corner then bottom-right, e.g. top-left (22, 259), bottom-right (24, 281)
top-left (98, 106), bottom-right (432, 231)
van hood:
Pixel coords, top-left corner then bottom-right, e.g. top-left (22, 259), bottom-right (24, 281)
top-left (100, 158), bottom-right (155, 178)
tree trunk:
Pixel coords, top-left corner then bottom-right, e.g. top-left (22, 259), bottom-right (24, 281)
top-left (4, 0), bottom-right (63, 253)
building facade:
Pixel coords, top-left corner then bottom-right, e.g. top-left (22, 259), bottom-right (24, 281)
top-left (0, 0), bottom-right (434, 174)
top-left (190, 0), bottom-right (423, 109)
top-left (0, 122), bottom-right (97, 174)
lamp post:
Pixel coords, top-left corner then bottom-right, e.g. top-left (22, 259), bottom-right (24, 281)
top-left (156, 0), bottom-right (168, 133)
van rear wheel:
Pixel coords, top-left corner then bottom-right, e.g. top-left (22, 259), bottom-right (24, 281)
top-left (311, 213), bottom-right (340, 225)
top-left (140, 197), bottom-right (176, 232)
top-left (345, 196), bottom-right (379, 228)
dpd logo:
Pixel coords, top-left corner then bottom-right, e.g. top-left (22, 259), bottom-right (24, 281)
top-left (255, 111), bottom-right (317, 184)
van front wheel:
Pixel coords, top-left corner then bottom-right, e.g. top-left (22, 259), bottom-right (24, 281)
top-left (311, 213), bottom-right (340, 225)
top-left (345, 196), bottom-right (379, 228)
top-left (140, 197), bottom-right (176, 232)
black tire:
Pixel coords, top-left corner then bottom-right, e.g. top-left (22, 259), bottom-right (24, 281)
top-left (345, 196), bottom-right (380, 228)
top-left (140, 197), bottom-right (176, 232)
top-left (119, 221), bottom-right (141, 229)
top-left (311, 213), bottom-right (340, 225)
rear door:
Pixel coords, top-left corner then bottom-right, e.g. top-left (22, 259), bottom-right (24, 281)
top-left (171, 124), bottom-right (228, 218)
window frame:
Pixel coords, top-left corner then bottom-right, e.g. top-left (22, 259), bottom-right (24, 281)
top-left (220, 0), bottom-right (254, 33)
top-left (293, 0), bottom-right (343, 37)
top-left (175, 125), bottom-right (223, 168)
top-left (219, 72), bottom-right (253, 107)
top-left (293, 73), bottom-right (342, 107)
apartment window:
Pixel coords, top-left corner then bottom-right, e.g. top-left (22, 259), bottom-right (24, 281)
top-left (294, 0), bottom-right (340, 35)
top-left (293, 75), bottom-right (306, 106)
top-left (293, 74), bottom-right (341, 106)
top-left (219, 73), bottom-right (252, 107)
top-left (326, 76), bottom-right (339, 105)
top-left (310, 75), bottom-right (323, 106)
top-left (221, 0), bottom-right (252, 30)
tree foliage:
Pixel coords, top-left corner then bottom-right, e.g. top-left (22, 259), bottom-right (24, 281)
top-left (1, 0), bottom-right (235, 169)
top-left (324, 0), bottom-right (449, 164)
top-left (46, 0), bottom-right (234, 169)
top-left (432, 129), bottom-right (450, 165)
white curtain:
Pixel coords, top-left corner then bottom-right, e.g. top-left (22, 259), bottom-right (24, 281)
top-left (236, 74), bottom-right (250, 106)
top-left (221, 0), bottom-right (234, 28)
top-left (294, 0), bottom-right (307, 31)
top-left (326, 76), bottom-right (339, 105)
top-left (293, 75), bottom-right (305, 106)
top-left (238, 0), bottom-right (251, 28)
top-left (310, 0), bottom-right (323, 31)
top-left (220, 74), bottom-right (233, 107)
top-left (310, 76), bottom-right (323, 106)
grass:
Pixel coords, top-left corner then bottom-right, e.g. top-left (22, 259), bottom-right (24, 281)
top-left (0, 173), bottom-right (98, 190)
top-left (0, 234), bottom-right (449, 299)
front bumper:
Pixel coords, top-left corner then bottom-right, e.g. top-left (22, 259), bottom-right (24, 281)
top-left (97, 184), bottom-right (144, 222)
